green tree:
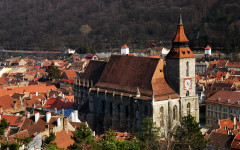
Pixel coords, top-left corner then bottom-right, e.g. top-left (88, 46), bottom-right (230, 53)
top-left (1, 142), bottom-right (21, 150)
top-left (76, 44), bottom-right (95, 54)
top-left (0, 118), bottom-right (10, 139)
top-left (98, 129), bottom-right (140, 150)
top-left (173, 115), bottom-right (208, 150)
top-left (137, 117), bottom-right (161, 150)
top-left (68, 124), bottom-right (95, 150)
top-left (45, 62), bottom-right (62, 80)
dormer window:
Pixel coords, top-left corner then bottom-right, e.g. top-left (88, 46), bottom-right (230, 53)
top-left (182, 51), bottom-right (185, 54)
top-left (216, 98), bottom-right (221, 101)
top-left (226, 99), bottom-right (230, 103)
top-left (236, 100), bottom-right (240, 104)
top-left (187, 51), bottom-right (190, 54)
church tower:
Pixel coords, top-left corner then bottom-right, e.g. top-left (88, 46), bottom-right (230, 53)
top-left (166, 14), bottom-right (196, 97)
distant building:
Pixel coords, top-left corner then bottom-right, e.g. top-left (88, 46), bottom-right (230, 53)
top-left (67, 49), bottom-right (76, 54)
top-left (121, 44), bottom-right (129, 55)
top-left (205, 90), bottom-right (240, 127)
top-left (205, 45), bottom-right (212, 55)
top-left (196, 63), bottom-right (208, 74)
top-left (86, 54), bottom-right (98, 60)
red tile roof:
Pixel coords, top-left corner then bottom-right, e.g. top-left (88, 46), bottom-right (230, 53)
top-left (0, 95), bottom-right (19, 110)
top-left (42, 97), bottom-right (73, 110)
top-left (205, 91), bottom-right (240, 107)
top-left (55, 130), bottom-right (74, 149)
top-left (0, 84), bottom-right (57, 96)
top-left (205, 45), bottom-right (211, 49)
top-left (122, 44), bottom-right (128, 48)
top-left (173, 25), bottom-right (189, 42)
top-left (62, 70), bottom-right (77, 80)
top-left (226, 62), bottom-right (240, 68)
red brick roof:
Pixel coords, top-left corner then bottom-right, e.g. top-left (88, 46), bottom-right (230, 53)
top-left (226, 62), bottom-right (240, 68)
top-left (231, 133), bottom-right (240, 149)
top-left (1, 115), bottom-right (24, 126)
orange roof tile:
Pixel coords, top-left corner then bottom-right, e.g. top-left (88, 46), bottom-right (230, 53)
top-left (173, 26), bottom-right (189, 42)
top-left (55, 130), bottom-right (74, 149)
top-left (166, 47), bottom-right (195, 58)
top-left (205, 45), bottom-right (211, 50)
top-left (122, 44), bottom-right (128, 48)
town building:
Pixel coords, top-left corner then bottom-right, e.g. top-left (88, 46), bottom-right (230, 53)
top-left (74, 14), bottom-right (199, 136)
top-left (205, 90), bottom-right (240, 127)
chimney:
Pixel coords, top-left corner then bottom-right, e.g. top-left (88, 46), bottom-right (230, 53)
top-left (35, 112), bottom-right (40, 123)
top-left (32, 104), bottom-right (36, 109)
top-left (63, 117), bottom-right (68, 132)
top-left (70, 112), bottom-right (74, 122)
top-left (47, 91), bottom-right (50, 98)
top-left (136, 87), bottom-right (141, 98)
top-left (35, 92), bottom-right (38, 96)
top-left (13, 101), bottom-right (17, 110)
top-left (57, 118), bottom-right (61, 126)
top-left (46, 112), bottom-right (51, 123)
top-left (29, 93), bottom-right (32, 99)
top-left (62, 94), bottom-right (65, 100)
top-left (27, 112), bottom-right (30, 118)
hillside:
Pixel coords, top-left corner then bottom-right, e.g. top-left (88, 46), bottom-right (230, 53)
top-left (0, 0), bottom-right (239, 52)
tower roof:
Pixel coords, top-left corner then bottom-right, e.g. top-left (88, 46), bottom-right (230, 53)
top-left (166, 14), bottom-right (195, 59)
top-left (122, 44), bottom-right (128, 49)
top-left (205, 45), bottom-right (211, 50)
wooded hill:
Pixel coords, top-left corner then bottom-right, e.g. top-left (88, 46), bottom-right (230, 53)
top-left (0, 0), bottom-right (239, 53)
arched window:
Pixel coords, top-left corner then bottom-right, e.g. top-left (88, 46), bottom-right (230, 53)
top-left (117, 104), bottom-right (120, 120)
top-left (186, 61), bottom-right (189, 77)
top-left (187, 102), bottom-right (191, 115)
top-left (102, 100), bottom-right (105, 113)
top-left (160, 107), bottom-right (164, 125)
top-left (110, 102), bottom-right (113, 117)
top-left (186, 90), bottom-right (189, 96)
top-left (136, 104), bottom-right (140, 119)
top-left (125, 105), bottom-right (129, 118)
top-left (144, 105), bottom-right (148, 116)
top-left (173, 105), bottom-right (178, 120)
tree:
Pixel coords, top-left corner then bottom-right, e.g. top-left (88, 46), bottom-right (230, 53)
top-left (45, 62), bottom-right (62, 80)
top-left (0, 118), bottom-right (10, 139)
top-left (172, 115), bottom-right (208, 150)
top-left (98, 129), bottom-right (140, 150)
top-left (68, 123), bottom-right (96, 150)
top-left (137, 117), bottom-right (161, 150)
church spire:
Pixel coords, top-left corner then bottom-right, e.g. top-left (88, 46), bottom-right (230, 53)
top-left (179, 13), bottom-right (183, 26)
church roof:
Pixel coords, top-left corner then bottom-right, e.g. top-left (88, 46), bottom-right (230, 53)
top-left (166, 14), bottom-right (195, 59)
top-left (94, 55), bottom-right (179, 99)
top-left (173, 26), bottom-right (189, 43)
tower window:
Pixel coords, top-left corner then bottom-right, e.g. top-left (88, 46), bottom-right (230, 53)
top-left (186, 61), bottom-right (189, 77)
top-left (173, 105), bottom-right (178, 120)
top-left (187, 102), bottom-right (190, 115)
top-left (160, 107), bottom-right (164, 125)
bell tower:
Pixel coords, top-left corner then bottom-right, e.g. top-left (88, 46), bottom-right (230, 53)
top-left (166, 14), bottom-right (196, 97)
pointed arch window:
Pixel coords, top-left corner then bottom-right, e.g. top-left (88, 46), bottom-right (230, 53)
top-left (160, 107), bottom-right (164, 125)
top-left (173, 105), bottom-right (178, 120)
top-left (187, 102), bottom-right (191, 115)
top-left (186, 61), bottom-right (189, 77)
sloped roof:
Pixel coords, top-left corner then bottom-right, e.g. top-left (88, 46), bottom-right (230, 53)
top-left (0, 95), bottom-right (19, 110)
top-left (205, 45), bottom-right (211, 50)
top-left (82, 60), bottom-right (107, 85)
top-left (19, 115), bottom-right (58, 136)
top-left (231, 133), bottom-right (240, 149)
top-left (1, 115), bottom-right (25, 126)
top-left (62, 70), bottom-right (77, 80)
top-left (207, 131), bottom-right (234, 149)
top-left (173, 25), bottom-right (189, 42)
top-left (205, 91), bottom-right (240, 107)
top-left (94, 55), bottom-right (178, 98)
top-left (42, 97), bottom-right (73, 110)
top-left (55, 130), bottom-right (74, 149)
top-left (122, 44), bottom-right (128, 48)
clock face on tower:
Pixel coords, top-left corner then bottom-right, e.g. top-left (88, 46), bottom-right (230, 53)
top-left (184, 78), bottom-right (192, 90)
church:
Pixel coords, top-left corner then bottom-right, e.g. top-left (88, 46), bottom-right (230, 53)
top-left (73, 14), bottom-right (199, 136)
